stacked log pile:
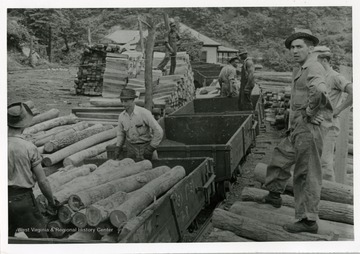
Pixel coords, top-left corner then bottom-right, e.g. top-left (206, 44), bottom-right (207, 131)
top-left (210, 162), bottom-right (353, 242)
top-left (22, 106), bottom-right (118, 168)
top-left (34, 159), bottom-right (186, 241)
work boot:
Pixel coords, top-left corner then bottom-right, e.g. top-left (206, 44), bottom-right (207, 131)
top-left (283, 219), bottom-right (318, 234)
top-left (257, 191), bottom-right (282, 208)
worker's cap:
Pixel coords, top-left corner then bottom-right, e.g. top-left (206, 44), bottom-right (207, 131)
top-left (8, 102), bottom-right (34, 128)
top-left (169, 18), bottom-right (176, 27)
top-left (120, 88), bottom-right (138, 100)
top-left (229, 57), bottom-right (240, 63)
top-left (285, 28), bottom-right (319, 49)
top-left (238, 47), bottom-right (248, 56)
top-left (313, 45), bottom-right (332, 58)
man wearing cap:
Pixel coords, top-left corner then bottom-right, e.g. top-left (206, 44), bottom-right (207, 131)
top-left (8, 102), bottom-right (56, 238)
top-left (157, 18), bottom-right (181, 75)
top-left (238, 48), bottom-right (255, 110)
top-left (314, 47), bottom-right (353, 181)
top-left (218, 56), bottom-right (240, 97)
top-left (258, 29), bottom-right (333, 234)
top-left (115, 88), bottom-right (164, 161)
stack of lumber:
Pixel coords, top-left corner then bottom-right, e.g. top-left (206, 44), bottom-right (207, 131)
top-left (35, 159), bottom-right (186, 241)
top-left (22, 106), bottom-right (118, 168)
top-left (255, 71), bottom-right (292, 92)
top-left (74, 44), bottom-right (107, 96)
top-left (263, 90), bottom-right (291, 130)
top-left (210, 162), bottom-right (354, 242)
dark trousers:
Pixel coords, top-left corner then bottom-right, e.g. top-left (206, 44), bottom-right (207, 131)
top-left (157, 53), bottom-right (177, 75)
top-left (8, 187), bottom-right (49, 238)
top-left (238, 90), bottom-right (253, 111)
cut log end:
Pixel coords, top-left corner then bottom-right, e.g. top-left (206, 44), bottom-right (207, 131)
top-left (58, 205), bottom-right (74, 224)
top-left (47, 220), bottom-right (66, 238)
top-left (71, 212), bottom-right (87, 228)
top-left (109, 210), bottom-right (127, 228)
top-left (86, 206), bottom-right (102, 227)
top-left (44, 142), bottom-right (55, 153)
top-left (35, 194), bottom-right (48, 214)
top-left (42, 157), bottom-right (53, 167)
top-left (68, 195), bottom-right (85, 212)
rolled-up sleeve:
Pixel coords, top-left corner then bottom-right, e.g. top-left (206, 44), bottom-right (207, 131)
top-left (143, 111), bottom-right (163, 148)
top-left (305, 64), bottom-right (327, 117)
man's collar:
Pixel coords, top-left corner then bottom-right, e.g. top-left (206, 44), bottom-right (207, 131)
top-left (301, 56), bottom-right (317, 69)
top-left (124, 105), bottom-right (139, 116)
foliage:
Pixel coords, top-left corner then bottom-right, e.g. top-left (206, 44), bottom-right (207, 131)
top-left (7, 18), bottom-right (30, 50)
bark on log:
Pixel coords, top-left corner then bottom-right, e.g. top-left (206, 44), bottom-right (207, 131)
top-left (54, 159), bottom-right (150, 203)
top-left (63, 137), bottom-right (117, 167)
top-left (206, 228), bottom-right (253, 242)
top-left (42, 128), bottom-right (117, 166)
top-left (254, 163), bottom-right (353, 205)
top-left (86, 191), bottom-right (131, 227)
top-left (58, 204), bottom-right (75, 224)
top-left (35, 122), bottom-right (89, 147)
top-left (212, 208), bottom-right (335, 241)
top-left (44, 124), bottom-right (112, 153)
top-left (68, 166), bottom-right (171, 211)
top-left (229, 201), bottom-right (353, 240)
top-left (241, 187), bottom-right (353, 224)
top-left (109, 166), bottom-right (186, 228)
top-left (30, 108), bottom-right (60, 127)
top-left (71, 209), bottom-right (88, 228)
top-left (28, 125), bottom-right (71, 144)
top-left (24, 114), bottom-right (78, 135)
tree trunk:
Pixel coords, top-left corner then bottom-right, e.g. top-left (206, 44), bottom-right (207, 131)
top-left (254, 163), bottom-right (353, 205)
top-left (30, 109), bottom-right (60, 127)
top-left (212, 208), bottom-right (335, 241)
top-left (71, 209), bottom-right (87, 228)
top-left (109, 166), bottom-right (186, 227)
top-left (23, 114), bottom-right (78, 135)
top-left (138, 16), bottom-right (145, 54)
top-left (29, 35), bottom-right (34, 67)
top-left (42, 128), bottom-right (117, 167)
top-left (63, 137), bottom-right (117, 167)
top-left (48, 26), bottom-right (52, 62)
top-left (44, 124), bottom-right (111, 153)
top-left (58, 204), bottom-right (75, 224)
top-left (206, 228), bottom-right (253, 242)
top-left (54, 159), bottom-right (150, 203)
top-left (68, 166), bottom-right (171, 211)
top-left (241, 187), bottom-right (353, 225)
top-left (144, 15), bottom-right (156, 111)
top-left (229, 201), bottom-right (353, 240)
top-left (34, 121), bottom-right (89, 147)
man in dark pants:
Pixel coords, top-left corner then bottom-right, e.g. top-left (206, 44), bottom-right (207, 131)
top-left (258, 29), bottom-right (333, 234)
top-left (8, 102), bottom-right (56, 238)
top-left (238, 48), bottom-right (255, 110)
top-left (115, 89), bottom-right (164, 161)
top-left (218, 57), bottom-right (240, 97)
top-left (157, 18), bottom-right (181, 75)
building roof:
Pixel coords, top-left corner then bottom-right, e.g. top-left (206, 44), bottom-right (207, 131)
top-left (218, 46), bottom-right (238, 52)
top-left (179, 23), bottom-right (221, 47)
top-left (104, 30), bottom-right (149, 45)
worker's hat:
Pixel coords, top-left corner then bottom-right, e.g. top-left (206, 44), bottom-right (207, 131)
top-left (8, 102), bottom-right (34, 128)
top-left (313, 46), bottom-right (332, 58)
top-left (238, 47), bottom-right (248, 56)
top-left (120, 88), bottom-right (138, 100)
top-left (285, 28), bottom-right (319, 49)
top-left (229, 57), bottom-right (240, 63)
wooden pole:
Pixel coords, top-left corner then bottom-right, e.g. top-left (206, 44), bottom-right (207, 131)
top-left (163, 12), bottom-right (170, 32)
top-left (88, 27), bottom-right (92, 46)
top-left (143, 15), bottom-right (156, 111)
top-left (29, 35), bottom-right (34, 67)
top-left (138, 16), bottom-right (145, 55)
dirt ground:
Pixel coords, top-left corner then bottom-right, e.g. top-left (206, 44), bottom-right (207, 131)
top-left (7, 67), bottom-right (89, 116)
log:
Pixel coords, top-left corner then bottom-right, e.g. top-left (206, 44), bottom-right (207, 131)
top-left (212, 208), bottom-right (335, 241)
top-left (86, 191), bottom-right (131, 227)
top-left (47, 220), bottom-right (76, 238)
top-left (71, 209), bottom-right (87, 228)
top-left (30, 108), bottom-right (60, 127)
top-left (68, 166), bottom-right (171, 211)
top-left (254, 163), bottom-right (353, 205)
top-left (42, 128), bottom-right (117, 166)
top-left (58, 204), bottom-right (75, 224)
top-left (63, 137), bottom-right (117, 167)
top-left (28, 125), bottom-right (71, 144)
top-left (206, 228), bottom-right (253, 242)
top-left (24, 100), bottom-right (35, 109)
top-left (54, 159), bottom-right (150, 203)
top-left (33, 164), bottom-right (97, 197)
top-left (229, 201), bottom-right (353, 240)
top-left (34, 121), bottom-right (89, 147)
top-left (67, 231), bottom-right (99, 240)
top-left (23, 114), bottom-right (78, 135)
top-left (109, 166), bottom-right (186, 227)
top-left (44, 124), bottom-right (112, 153)
top-left (241, 187), bottom-right (353, 224)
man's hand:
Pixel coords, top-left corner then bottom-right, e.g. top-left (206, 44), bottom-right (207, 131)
top-left (333, 108), bottom-right (341, 118)
top-left (144, 145), bottom-right (155, 160)
top-left (309, 113), bottom-right (324, 125)
top-left (114, 146), bottom-right (122, 160)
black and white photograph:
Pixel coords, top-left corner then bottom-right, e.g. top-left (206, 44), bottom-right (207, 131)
top-left (1, 0), bottom-right (359, 253)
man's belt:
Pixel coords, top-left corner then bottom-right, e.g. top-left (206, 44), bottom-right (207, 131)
top-left (8, 186), bottom-right (32, 196)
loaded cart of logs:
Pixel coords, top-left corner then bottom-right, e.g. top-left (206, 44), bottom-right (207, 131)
top-left (9, 157), bottom-right (215, 243)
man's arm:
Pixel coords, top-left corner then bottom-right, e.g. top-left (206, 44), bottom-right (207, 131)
top-left (334, 76), bottom-right (353, 117)
top-left (144, 111), bottom-right (164, 148)
top-left (32, 164), bottom-right (55, 206)
top-left (116, 117), bottom-right (126, 148)
top-left (244, 59), bottom-right (255, 94)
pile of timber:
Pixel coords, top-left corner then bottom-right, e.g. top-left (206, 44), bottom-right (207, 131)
top-left (210, 162), bottom-right (354, 242)
top-left (34, 158), bottom-right (186, 241)
top-left (263, 90), bottom-right (291, 129)
top-left (22, 105), bottom-right (118, 168)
